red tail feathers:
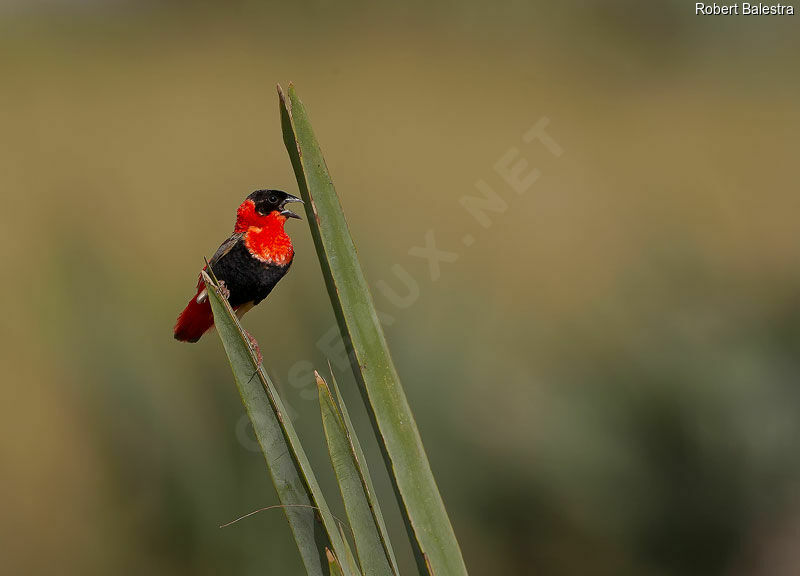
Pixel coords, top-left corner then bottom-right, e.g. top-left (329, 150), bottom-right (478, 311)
top-left (174, 276), bottom-right (214, 342)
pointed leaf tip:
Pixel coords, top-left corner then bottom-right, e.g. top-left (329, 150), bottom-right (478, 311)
top-left (319, 369), bottom-right (399, 575)
top-left (325, 548), bottom-right (345, 576)
top-left (279, 85), bottom-right (465, 575)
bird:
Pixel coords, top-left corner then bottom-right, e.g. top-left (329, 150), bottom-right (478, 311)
top-left (174, 189), bottom-right (302, 344)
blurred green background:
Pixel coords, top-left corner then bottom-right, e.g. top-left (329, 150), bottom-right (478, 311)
top-left (2, 1), bottom-right (799, 574)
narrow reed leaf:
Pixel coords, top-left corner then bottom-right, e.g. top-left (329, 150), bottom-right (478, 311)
top-left (203, 270), bottom-right (353, 576)
top-left (328, 368), bottom-right (399, 573)
top-left (279, 84), bottom-right (468, 575)
top-left (318, 371), bottom-right (399, 576)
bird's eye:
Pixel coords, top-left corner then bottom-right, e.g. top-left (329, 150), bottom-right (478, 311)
top-left (269, 195), bottom-right (278, 204)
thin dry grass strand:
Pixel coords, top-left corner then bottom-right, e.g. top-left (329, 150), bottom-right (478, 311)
top-left (220, 503), bottom-right (351, 536)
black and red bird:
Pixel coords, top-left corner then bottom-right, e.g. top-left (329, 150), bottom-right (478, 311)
top-left (174, 189), bottom-right (302, 343)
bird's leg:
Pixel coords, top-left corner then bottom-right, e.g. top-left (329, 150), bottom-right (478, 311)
top-left (217, 279), bottom-right (231, 300)
top-left (244, 329), bottom-right (263, 367)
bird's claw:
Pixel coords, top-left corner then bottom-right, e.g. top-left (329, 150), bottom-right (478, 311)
top-left (218, 280), bottom-right (231, 300)
top-left (244, 329), bottom-right (263, 367)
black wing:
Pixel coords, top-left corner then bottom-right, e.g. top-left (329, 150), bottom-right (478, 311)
top-left (209, 233), bottom-right (245, 268)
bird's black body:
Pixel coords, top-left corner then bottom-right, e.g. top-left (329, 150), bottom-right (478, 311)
top-left (208, 235), bottom-right (292, 309)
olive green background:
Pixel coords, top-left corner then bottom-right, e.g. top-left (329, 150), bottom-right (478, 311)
top-left (1, 2), bottom-right (798, 575)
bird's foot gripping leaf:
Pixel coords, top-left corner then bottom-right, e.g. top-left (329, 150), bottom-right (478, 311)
top-left (217, 279), bottom-right (231, 300)
top-left (244, 329), bottom-right (263, 366)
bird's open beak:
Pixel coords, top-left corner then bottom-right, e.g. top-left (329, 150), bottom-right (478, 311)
top-left (280, 194), bottom-right (303, 220)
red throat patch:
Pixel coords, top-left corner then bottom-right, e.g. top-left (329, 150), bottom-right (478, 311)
top-left (234, 199), bottom-right (294, 266)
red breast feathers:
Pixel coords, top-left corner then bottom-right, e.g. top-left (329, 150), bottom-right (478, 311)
top-left (234, 199), bottom-right (294, 266)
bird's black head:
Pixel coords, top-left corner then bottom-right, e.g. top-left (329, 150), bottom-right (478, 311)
top-left (247, 189), bottom-right (303, 219)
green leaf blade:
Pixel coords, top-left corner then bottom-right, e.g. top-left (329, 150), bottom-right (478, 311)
top-left (318, 372), bottom-right (399, 576)
top-left (279, 84), bottom-right (468, 576)
top-left (328, 369), bottom-right (398, 572)
top-left (203, 271), bottom-right (353, 576)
